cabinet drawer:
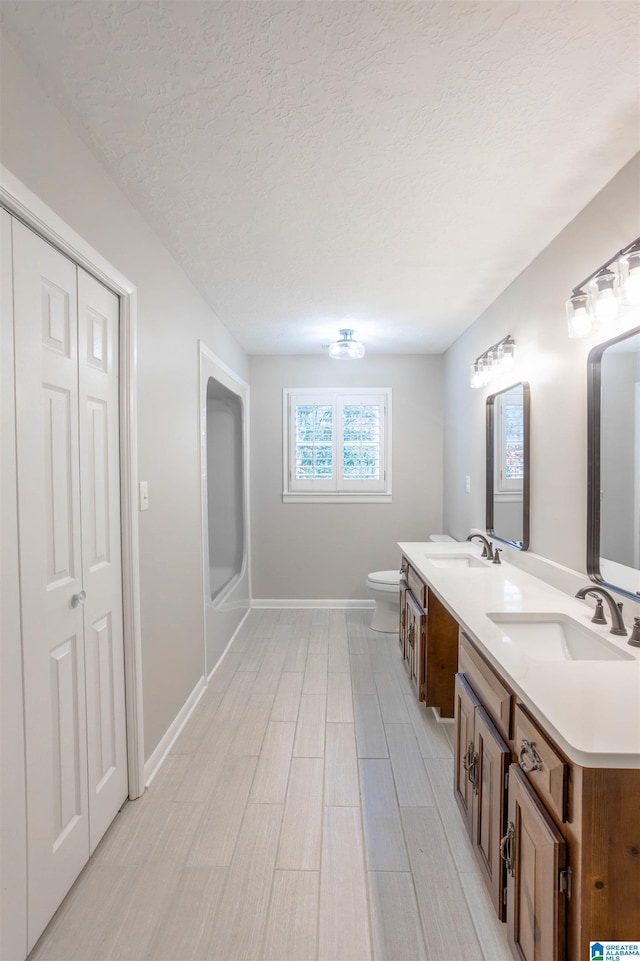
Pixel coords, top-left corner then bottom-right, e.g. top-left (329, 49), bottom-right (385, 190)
top-left (458, 631), bottom-right (512, 740)
top-left (406, 564), bottom-right (427, 608)
top-left (514, 703), bottom-right (568, 824)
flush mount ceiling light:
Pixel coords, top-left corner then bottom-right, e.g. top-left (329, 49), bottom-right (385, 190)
top-left (470, 335), bottom-right (516, 389)
top-left (566, 236), bottom-right (640, 338)
top-left (328, 328), bottom-right (365, 360)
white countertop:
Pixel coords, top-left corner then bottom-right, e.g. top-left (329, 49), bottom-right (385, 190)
top-left (398, 541), bottom-right (640, 769)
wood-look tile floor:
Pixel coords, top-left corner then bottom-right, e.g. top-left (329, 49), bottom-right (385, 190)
top-left (30, 610), bottom-right (512, 961)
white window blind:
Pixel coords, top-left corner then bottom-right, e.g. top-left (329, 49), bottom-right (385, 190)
top-left (283, 388), bottom-right (391, 502)
top-left (496, 388), bottom-right (525, 495)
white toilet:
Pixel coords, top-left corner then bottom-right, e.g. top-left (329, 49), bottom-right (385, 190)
top-left (366, 570), bottom-right (401, 633)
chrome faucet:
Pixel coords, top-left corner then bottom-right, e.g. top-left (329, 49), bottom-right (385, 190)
top-left (575, 586), bottom-right (628, 636)
top-left (466, 533), bottom-right (494, 560)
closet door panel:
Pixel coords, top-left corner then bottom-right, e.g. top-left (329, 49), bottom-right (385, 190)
top-left (1, 209), bottom-right (28, 961)
top-left (12, 220), bottom-right (90, 949)
top-left (78, 268), bottom-right (128, 853)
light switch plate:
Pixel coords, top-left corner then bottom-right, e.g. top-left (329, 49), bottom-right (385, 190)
top-left (139, 481), bottom-right (149, 511)
top-left (465, 475), bottom-right (471, 494)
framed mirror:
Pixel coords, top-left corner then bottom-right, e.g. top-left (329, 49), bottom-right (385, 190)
top-left (486, 382), bottom-right (530, 549)
top-left (587, 325), bottom-right (640, 600)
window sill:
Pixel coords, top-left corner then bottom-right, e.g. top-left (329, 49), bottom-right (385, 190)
top-left (282, 492), bottom-right (393, 504)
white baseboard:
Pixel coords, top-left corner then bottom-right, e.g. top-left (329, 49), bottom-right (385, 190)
top-left (144, 676), bottom-right (207, 787)
top-left (207, 606), bottom-right (251, 682)
top-left (429, 706), bottom-right (454, 725)
top-left (252, 598), bottom-right (375, 609)
top-left (145, 608), bottom-right (251, 788)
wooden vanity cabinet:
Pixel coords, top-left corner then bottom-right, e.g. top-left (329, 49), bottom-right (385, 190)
top-left (456, 631), bottom-right (568, 956)
top-left (399, 556), bottom-right (458, 716)
top-left (454, 673), bottom-right (511, 919)
top-left (455, 629), bottom-right (640, 961)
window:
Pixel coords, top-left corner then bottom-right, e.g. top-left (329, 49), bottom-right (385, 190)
top-left (283, 388), bottom-right (392, 502)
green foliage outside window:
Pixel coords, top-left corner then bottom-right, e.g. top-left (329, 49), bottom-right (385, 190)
top-left (294, 402), bottom-right (380, 481)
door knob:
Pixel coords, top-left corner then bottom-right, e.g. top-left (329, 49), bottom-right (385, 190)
top-left (71, 590), bottom-right (86, 608)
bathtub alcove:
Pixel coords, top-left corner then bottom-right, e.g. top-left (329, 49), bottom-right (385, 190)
top-left (199, 343), bottom-right (250, 676)
top-left (207, 377), bottom-right (244, 599)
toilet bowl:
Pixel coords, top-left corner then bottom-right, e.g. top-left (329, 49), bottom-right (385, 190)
top-left (366, 570), bottom-right (401, 633)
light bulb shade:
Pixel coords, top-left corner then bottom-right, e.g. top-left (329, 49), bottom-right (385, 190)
top-left (477, 355), bottom-right (491, 384)
top-left (592, 268), bottom-right (620, 326)
top-left (488, 345), bottom-right (503, 369)
top-left (566, 292), bottom-right (592, 338)
top-left (621, 249), bottom-right (640, 306)
top-left (500, 338), bottom-right (516, 369)
top-left (594, 289), bottom-right (619, 326)
top-left (470, 362), bottom-right (483, 388)
top-left (328, 329), bottom-right (365, 359)
top-left (593, 267), bottom-right (617, 294)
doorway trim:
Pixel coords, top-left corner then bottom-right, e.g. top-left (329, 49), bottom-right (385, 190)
top-left (198, 340), bottom-right (251, 677)
top-left (1, 165), bottom-right (145, 799)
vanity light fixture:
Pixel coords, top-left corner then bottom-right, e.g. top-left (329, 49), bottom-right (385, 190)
top-left (566, 236), bottom-right (640, 338)
top-left (470, 335), bottom-right (516, 389)
top-left (624, 247), bottom-right (640, 306)
top-left (328, 328), bottom-right (365, 360)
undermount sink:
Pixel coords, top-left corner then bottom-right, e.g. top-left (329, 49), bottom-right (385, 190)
top-left (425, 554), bottom-right (489, 569)
top-left (488, 612), bottom-right (634, 662)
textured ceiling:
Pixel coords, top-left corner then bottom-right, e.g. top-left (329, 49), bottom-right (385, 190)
top-left (2, 1), bottom-right (639, 354)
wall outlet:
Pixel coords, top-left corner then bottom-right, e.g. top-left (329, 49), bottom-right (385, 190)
top-left (139, 481), bottom-right (149, 511)
top-left (465, 475), bottom-right (471, 494)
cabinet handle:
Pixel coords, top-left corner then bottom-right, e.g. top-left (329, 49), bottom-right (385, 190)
top-left (462, 740), bottom-right (479, 793)
top-left (519, 739), bottom-right (543, 773)
top-left (408, 623), bottom-right (415, 649)
top-left (499, 820), bottom-right (515, 877)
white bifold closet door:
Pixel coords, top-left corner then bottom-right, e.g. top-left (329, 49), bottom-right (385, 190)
top-left (12, 219), bottom-right (128, 949)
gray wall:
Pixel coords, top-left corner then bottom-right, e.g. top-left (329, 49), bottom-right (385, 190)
top-left (493, 499), bottom-right (523, 544)
top-left (1, 34), bottom-right (250, 760)
top-left (443, 154), bottom-right (640, 573)
top-left (250, 354), bottom-right (444, 599)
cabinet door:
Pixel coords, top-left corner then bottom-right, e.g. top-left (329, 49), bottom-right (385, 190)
top-left (473, 707), bottom-right (510, 920)
top-left (404, 595), bottom-right (417, 686)
top-left (405, 590), bottom-right (426, 699)
top-left (504, 765), bottom-right (567, 961)
top-left (453, 674), bottom-right (480, 836)
top-left (399, 578), bottom-right (408, 660)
